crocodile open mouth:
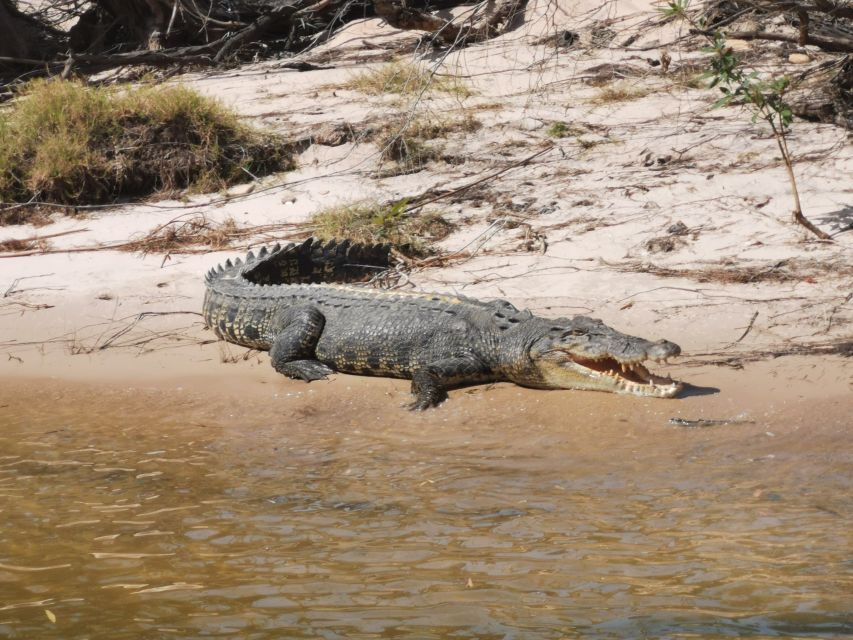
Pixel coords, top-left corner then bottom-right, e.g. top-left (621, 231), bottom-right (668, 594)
top-left (568, 356), bottom-right (682, 397)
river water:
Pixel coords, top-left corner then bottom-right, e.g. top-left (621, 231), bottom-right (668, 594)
top-left (0, 372), bottom-right (850, 639)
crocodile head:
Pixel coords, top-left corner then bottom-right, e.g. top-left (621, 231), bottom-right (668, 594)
top-left (517, 316), bottom-right (683, 398)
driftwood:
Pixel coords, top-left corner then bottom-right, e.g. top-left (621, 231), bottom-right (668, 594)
top-left (788, 55), bottom-right (852, 128)
top-left (695, 28), bottom-right (853, 53)
top-left (374, 0), bottom-right (526, 46)
top-left (0, 0), bottom-right (849, 89)
top-left (0, 0), bottom-right (530, 82)
top-left (702, 0), bottom-right (853, 52)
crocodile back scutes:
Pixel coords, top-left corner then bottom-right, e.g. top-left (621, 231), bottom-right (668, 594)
top-left (205, 237), bottom-right (393, 286)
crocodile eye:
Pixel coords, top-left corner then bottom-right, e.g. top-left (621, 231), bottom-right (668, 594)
top-left (570, 328), bottom-right (586, 336)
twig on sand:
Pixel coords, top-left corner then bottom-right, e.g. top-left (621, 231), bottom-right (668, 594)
top-left (413, 217), bottom-right (510, 269)
top-left (0, 215), bottom-right (303, 259)
top-left (819, 292), bottom-right (852, 335)
top-left (679, 339), bottom-right (852, 368)
top-left (404, 145), bottom-right (554, 215)
top-left (724, 310), bottom-right (759, 348)
top-left (4, 273), bottom-right (56, 297)
top-left (0, 311), bottom-right (207, 355)
top-left (0, 229), bottom-right (88, 253)
top-left (81, 311), bottom-right (205, 353)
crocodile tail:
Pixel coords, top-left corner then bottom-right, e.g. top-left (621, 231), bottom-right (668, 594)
top-left (205, 237), bottom-right (392, 286)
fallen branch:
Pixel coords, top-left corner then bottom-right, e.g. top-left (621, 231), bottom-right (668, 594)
top-left (374, 0), bottom-right (527, 45)
top-left (404, 144), bottom-right (554, 214)
top-left (680, 339), bottom-right (853, 367)
top-left (0, 216), bottom-right (302, 259)
top-left (724, 310), bottom-right (759, 348)
top-left (691, 28), bottom-right (853, 53)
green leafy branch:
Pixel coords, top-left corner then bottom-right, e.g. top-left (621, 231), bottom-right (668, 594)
top-left (661, 0), bottom-right (831, 241)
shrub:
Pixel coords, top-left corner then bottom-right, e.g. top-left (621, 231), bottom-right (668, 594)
top-left (0, 80), bottom-right (293, 213)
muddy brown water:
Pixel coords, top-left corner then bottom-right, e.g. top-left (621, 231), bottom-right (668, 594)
top-left (0, 364), bottom-right (850, 639)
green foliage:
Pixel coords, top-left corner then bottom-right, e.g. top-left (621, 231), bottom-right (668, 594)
top-left (0, 80), bottom-right (292, 210)
top-left (546, 122), bottom-right (571, 138)
top-left (371, 197), bottom-right (409, 232)
top-left (661, 2), bottom-right (793, 129)
top-left (546, 122), bottom-right (587, 138)
top-left (701, 33), bottom-right (794, 128)
top-left (665, 0), bottom-right (830, 240)
top-left (658, 0), bottom-right (691, 20)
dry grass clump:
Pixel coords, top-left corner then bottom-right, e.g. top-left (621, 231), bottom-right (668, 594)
top-left (310, 200), bottom-right (452, 256)
top-left (671, 69), bottom-right (707, 90)
top-left (0, 80), bottom-right (293, 216)
top-left (123, 214), bottom-right (242, 255)
top-left (628, 259), bottom-right (853, 284)
top-left (545, 121), bottom-right (615, 152)
top-left (0, 237), bottom-right (49, 252)
top-left (345, 60), bottom-right (471, 98)
top-left (589, 82), bottom-right (653, 104)
top-left (375, 112), bottom-right (481, 170)
top-left (378, 133), bottom-right (442, 169)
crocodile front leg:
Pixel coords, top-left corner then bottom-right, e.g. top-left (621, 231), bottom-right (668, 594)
top-left (269, 306), bottom-right (333, 382)
top-left (408, 356), bottom-right (488, 410)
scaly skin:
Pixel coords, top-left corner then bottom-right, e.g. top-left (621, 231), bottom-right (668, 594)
top-left (203, 238), bottom-right (683, 408)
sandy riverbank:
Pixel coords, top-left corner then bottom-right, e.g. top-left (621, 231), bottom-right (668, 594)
top-left (1, 0), bottom-right (850, 411)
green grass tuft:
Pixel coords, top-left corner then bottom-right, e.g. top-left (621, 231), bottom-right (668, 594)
top-left (374, 112), bottom-right (481, 172)
top-left (310, 199), bottom-right (452, 255)
top-left (0, 80), bottom-right (293, 217)
top-left (546, 121), bottom-right (587, 138)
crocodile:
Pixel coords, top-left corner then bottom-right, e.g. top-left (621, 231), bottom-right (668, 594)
top-left (203, 238), bottom-right (683, 408)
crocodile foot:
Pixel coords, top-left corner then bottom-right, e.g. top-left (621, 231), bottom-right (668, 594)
top-left (406, 387), bottom-right (448, 411)
top-left (275, 359), bottom-right (333, 382)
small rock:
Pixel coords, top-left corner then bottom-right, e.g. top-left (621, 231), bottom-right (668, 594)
top-left (517, 117), bottom-right (544, 131)
top-left (314, 123), bottom-right (352, 146)
top-left (228, 182), bottom-right (256, 196)
top-left (667, 221), bottom-right (689, 236)
top-left (508, 197), bottom-right (536, 212)
top-left (644, 236), bottom-right (679, 253)
top-left (558, 31), bottom-right (579, 47)
top-left (788, 53), bottom-right (811, 64)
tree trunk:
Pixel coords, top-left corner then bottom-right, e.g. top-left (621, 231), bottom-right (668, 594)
top-left (0, 0), bottom-right (64, 63)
